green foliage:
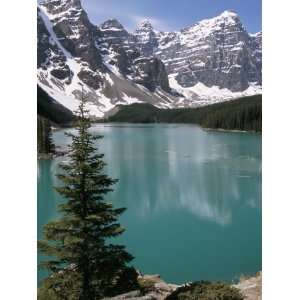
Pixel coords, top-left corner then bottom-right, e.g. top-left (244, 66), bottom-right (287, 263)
top-left (200, 96), bottom-right (262, 132)
top-left (166, 281), bottom-right (244, 300)
top-left (108, 103), bottom-right (160, 123)
top-left (37, 116), bottom-right (55, 154)
top-left (137, 276), bottom-right (162, 294)
top-left (38, 91), bottom-right (137, 299)
top-left (108, 95), bottom-right (262, 132)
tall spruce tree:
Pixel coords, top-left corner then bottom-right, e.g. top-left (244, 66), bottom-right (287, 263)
top-left (38, 116), bottom-right (55, 154)
top-left (38, 89), bottom-right (137, 300)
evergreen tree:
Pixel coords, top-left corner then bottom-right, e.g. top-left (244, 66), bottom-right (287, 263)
top-left (38, 89), bottom-right (137, 299)
top-left (38, 116), bottom-right (55, 154)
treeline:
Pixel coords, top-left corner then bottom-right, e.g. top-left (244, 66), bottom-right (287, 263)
top-left (37, 85), bottom-right (74, 126)
top-left (200, 97), bottom-right (261, 131)
top-left (107, 94), bottom-right (262, 132)
top-left (37, 115), bottom-right (55, 154)
top-left (37, 85), bottom-right (75, 155)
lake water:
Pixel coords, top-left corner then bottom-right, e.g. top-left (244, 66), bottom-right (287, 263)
top-left (38, 123), bottom-right (262, 285)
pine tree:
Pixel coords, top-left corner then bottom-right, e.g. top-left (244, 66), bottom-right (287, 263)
top-left (38, 88), bottom-right (137, 300)
top-left (38, 116), bottom-right (55, 154)
top-left (44, 118), bottom-right (55, 154)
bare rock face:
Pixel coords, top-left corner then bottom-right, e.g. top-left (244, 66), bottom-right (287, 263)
top-left (37, 0), bottom-right (261, 118)
top-left (77, 69), bottom-right (103, 90)
top-left (38, 0), bottom-right (174, 117)
top-left (134, 10), bottom-right (262, 92)
top-left (37, 7), bottom-right (72, 82)
top-left (40, 0), bottom-right (103, 70)
top-left (97, 19), bottom-right (171, 93)
top-left (134, 20), bottom-right (159, 57)
top-left (132, 57), bottom-right (171, 92)
top-left (104, 274), bottom-right (179, 300)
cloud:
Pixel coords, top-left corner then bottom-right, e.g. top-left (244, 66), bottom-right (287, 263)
top-left (81, 0), bottom-right (171, 32)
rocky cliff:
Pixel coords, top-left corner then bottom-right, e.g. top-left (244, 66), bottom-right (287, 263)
top-left (37, 0), bottom-right (262, 117)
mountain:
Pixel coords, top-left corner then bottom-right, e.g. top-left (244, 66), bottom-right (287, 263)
top-left (134, 10), bottom-right (262, 103)
top-left (37, 0), bottom-right (262, 117)
top-left (37, 0), bottom-right (176, 118)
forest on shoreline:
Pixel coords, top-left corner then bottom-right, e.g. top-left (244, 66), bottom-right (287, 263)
top-left (107, 95), bottom-right (262, 132)
top-left (37, 87), bottom-right (262, 157)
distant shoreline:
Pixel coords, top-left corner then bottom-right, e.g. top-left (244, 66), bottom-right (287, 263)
top-left (38, 148), bottom-right (69, 160)
top-left (202, 127), bottom-right (261, 134)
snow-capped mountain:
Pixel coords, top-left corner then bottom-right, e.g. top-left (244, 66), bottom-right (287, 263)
top-left (38, 0), bottom-right (176, 117)
top-left (134, 10), bottom-right (262, 103)
top-left (37, 0), bottom-right (262, 117)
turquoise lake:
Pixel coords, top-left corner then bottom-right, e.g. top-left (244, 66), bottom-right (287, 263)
top-left (38, 123), bottom-right (262, 285)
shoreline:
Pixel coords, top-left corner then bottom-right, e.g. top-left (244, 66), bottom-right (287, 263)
top-left (49, 122), bottom-right (261, 134)
top-left (202, 127), bottom-right (261, 134)
top-left (37, 149), bottom-right (69, 160)
top-left (105, 272), bottom-right (262, 300)
top-left (93, 122), bottom-right (261, 134)
top-left (234, 271), bottom-right (262, 300)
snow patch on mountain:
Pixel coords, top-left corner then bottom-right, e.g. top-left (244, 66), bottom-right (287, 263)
top-left (37, 1), bottom-right (262, 117)
top-left (169, 74), bottom-right (262, 106)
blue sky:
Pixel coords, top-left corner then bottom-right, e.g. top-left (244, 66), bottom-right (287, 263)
top-left (81, 0), bottom-right (261, 33)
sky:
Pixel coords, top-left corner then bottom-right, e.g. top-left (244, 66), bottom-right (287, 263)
top-left (81, 0), bottom-right (262, 33)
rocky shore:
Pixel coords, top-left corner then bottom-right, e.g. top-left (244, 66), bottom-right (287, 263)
top-left (105, 272), bottom-right (262, 300)
top-left (233, 272), bottom-right (262, 300)
top-left (105, 274), bottom-right (179, 300)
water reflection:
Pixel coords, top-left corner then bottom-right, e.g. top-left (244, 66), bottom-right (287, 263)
top-left (41, 124), bottom-right (262, 283)
top-left (85, 124), bottom-right (262, 226)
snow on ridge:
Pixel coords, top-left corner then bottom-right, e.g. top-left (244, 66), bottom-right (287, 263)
top-left (168, 73), bottom-right (261, 106)
top-left (105, 73), bottom-right (114, 86)
top-left (121, 93), bottom-right (143, 105)
top-left (38, 7), bottom-right (83, 87)
top-left (100, 27), bottom-right (124, 32)
top-left (219, 10), bottom-right (239, 19)
top-left (182, 12), bottom-right (241, 39)
top-left (185, 9), bottom-right (240, 31)
top-left (137, 19), bottom-right (154, 30)
top-left (155, 10), bottom-right (245, 50)
top-left (38, 6), bottom-right (116, 118)
top-left (38, 3), bottom-right (262, 117)
top-left (39, 0), bottom-right (82, 21)
top-left (38, 7), bottom-right (162, 117)
top-left (250, 31), bottom-right (262, 38)
top-left (38, 7), bottom-right (70, 57)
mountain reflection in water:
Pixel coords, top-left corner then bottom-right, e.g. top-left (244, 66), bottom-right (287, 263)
top-left (38, 124), bottom-right (261, 284)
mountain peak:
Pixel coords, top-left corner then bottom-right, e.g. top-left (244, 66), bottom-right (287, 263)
top-left (250, 31), bottom-right (262, 38)
top-left (216, 10), bottom-right (241, 25)
top-left (40, 0), bottom-right (82, 15)
top-left (100, 18), bottom-right (125, 31)
top-left (37, 2), bottom-right (262, 117)
top-left (40, 0), bottom-right (82, 5)
top-left (137, 20), bottom-right (154, 31)
top-left (219, 9), bottom-right (239, 18)
top-left (185, 9), bottom-right (242, 34)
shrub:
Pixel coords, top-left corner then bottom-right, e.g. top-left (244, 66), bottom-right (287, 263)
top-left (166, 281), bottom-right (244, 300)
